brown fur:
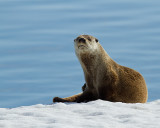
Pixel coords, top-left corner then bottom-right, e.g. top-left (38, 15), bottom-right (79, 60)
top-left (53, 35), bottom-right (148, 103)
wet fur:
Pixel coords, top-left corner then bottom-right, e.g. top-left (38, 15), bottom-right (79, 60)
top-left (53, 35), bottom-right (148, 103)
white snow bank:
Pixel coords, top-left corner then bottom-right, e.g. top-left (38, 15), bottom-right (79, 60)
top-left (0, 100), bottom-right (160, 128)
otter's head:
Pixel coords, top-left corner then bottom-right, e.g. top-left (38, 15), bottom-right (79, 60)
top-left (74, 35), bottom-right (99, 55)
top-left (74, 35), bottom-right (109, 73)
top-left (74, 35), bottom-right (100, 72)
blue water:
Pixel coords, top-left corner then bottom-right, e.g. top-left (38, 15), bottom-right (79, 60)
top-left (0, 0), bottom-right (160, 108)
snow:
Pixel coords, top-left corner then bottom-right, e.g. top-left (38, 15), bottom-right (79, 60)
top-left (0, 100), bottom-right (160, 128)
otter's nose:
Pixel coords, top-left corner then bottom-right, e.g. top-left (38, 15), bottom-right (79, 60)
top-left (78, 38), bottom-right (86, 43)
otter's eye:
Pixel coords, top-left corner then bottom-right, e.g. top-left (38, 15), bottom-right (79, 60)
top-left (95, 39), bottom-right (98, 43)
top-left (88, 38), bottom-right (91, 41)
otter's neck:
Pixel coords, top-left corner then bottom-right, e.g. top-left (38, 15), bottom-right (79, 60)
top-left (79, 45), bottom-right (111, 78)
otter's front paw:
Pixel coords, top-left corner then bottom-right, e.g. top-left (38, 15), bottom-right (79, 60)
top-left (82, 83), bottom-right (86, 92)
top-left (76, 96), bottom-right (85, 103)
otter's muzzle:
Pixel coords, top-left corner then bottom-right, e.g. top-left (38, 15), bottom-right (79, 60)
top-left (78, 38), bottom-right (86, 43)
top-left (74, 37), bottom-right (86, 44)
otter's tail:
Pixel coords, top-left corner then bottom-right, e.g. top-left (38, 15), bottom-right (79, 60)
top-left (53, 93), bottom-right (82, 103)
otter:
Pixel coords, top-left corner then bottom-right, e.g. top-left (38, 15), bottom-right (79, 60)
top-left (53, 35), bottom-right (148, 103)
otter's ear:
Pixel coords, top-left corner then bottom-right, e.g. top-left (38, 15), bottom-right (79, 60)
top-left (95, 38), bottom-right (98, 43)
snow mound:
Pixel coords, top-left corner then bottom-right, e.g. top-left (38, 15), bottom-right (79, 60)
top-left (0, 100), bottom-right (160, 128)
